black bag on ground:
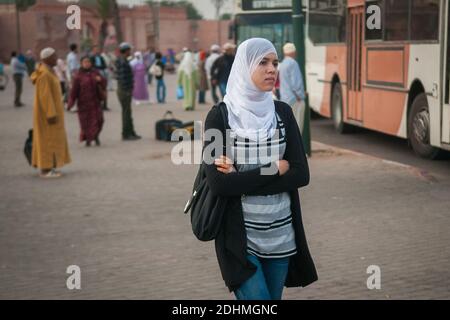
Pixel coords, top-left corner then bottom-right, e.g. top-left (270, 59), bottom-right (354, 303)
top-left (183, 103), bottom-right (228, 241)
top-left (155, 111), bottom-right (183, 141)
top-left (24, 129), bottom-right (33, 166)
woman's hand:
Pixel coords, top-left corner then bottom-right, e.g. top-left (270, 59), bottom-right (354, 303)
top-left (276, 160), bottom-right (290, 176)
top-left (215, 155), bottom-right (236, 174)
top-left (95, 75), bottom-right (102, 82)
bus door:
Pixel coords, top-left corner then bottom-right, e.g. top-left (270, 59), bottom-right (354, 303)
top-left (347, 5), bottom-right (364, 122)
top-left (443, 0), bottom-right (450, 144)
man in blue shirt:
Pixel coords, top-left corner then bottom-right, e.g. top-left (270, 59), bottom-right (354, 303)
top-left (10, 51), bottom-right (28, 107)
top-left (279, 43), bottom-right (306, 132)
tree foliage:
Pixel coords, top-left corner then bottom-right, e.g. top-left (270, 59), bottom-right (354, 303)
top-left (147, 0), bottom-right (203, 20)
top-left (16, 0), bottom-right (36, 11)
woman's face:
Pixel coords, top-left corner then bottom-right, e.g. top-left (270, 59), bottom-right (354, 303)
top-left (251, 53), bottom-right (279, 92)
top-left (81, 58), bottom-right (92, 69)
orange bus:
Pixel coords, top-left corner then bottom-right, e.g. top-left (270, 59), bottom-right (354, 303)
top-left (306, 0), bottom-right (450, 158)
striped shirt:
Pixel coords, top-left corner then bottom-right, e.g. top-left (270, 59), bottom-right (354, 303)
top-left (230, 112), bottom-right (297, 259)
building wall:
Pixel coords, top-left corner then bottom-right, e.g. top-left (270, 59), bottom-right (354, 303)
top-left (0, 0), bottom-right (233, 63)
top-left (158, 20), bottom-right (232, 54)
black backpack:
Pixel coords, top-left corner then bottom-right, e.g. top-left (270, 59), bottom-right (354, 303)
top-left (183, 103), bottom-right (228, 241)
top-left (24, 129), bottom-right (33, 166)
top-left (155, 111), bottom-right (184, 141)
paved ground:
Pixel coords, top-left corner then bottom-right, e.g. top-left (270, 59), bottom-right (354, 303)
top-left (0, 69), bottom-right (449, 299)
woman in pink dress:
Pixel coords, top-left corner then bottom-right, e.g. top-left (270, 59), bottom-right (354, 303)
top-left (130, 51), bottom-right (149, 104)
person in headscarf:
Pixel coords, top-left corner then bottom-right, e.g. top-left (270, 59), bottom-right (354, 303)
top-left (68, 55), bottom-right (106, 147)
top-left (177, 51), bottom-right (199, 111)
top-left (54, 58), bottom-right (68, 104)
top-left (197, 50), bottom-right (209, 104)
top-left (205, 44), bottom-right (221, 104)
top-left (130, 51), bottom-right (149, 104)
top-left (30, 47), bottom-right (71, 178)
top-left (201, 38), bottom-right (317, 299)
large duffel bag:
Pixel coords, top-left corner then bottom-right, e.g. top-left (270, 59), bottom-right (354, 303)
top-left (155, 111), bottom-right (184, 141)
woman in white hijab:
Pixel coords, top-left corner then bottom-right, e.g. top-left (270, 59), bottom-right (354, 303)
top-left (200, 38), bottom-right (317, 299)
top-left (130, 51), bottom-right (149, 104)
top-left (177, 51), bottom-right (199, 111)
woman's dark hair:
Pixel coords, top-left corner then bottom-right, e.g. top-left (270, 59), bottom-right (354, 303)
top-left (70, 44), bottom-right (78, 51)
top-left (80, 55), bottom-right (92, 67)
top-left (11, 51), bottom-right (17, 57)
top-left (155, 52), bottom-right (162, 59)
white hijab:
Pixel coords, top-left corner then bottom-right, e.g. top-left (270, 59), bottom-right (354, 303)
top-left (179, 51), bottom-right (195, 75)
top-left (130, 51), bottom-right (143, 68)
top-left (223, 38), bottom-right (277, 141)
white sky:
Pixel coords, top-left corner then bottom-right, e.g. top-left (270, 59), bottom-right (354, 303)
top-left (117, 0), bottom-right (234, 20)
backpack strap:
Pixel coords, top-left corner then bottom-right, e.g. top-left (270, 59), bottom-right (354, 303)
top-left (217, 102), bottom-right (230, 157)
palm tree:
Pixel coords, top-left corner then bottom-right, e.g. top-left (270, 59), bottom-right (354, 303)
top-left (111, 0), bottom-right (123, 44)
top-left (211, 0), bottom-right (226, 44)
top-left (95, 0), bottom-right (111, 50)
top-left (15, 0), bottom-right (36, 52)
top-left (81, 0), bottom-right (123, 47)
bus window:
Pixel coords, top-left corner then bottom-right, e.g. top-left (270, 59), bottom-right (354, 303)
top-left (235, 13), bottom-right (292, 55)
top-left (410, 0), bottom-right (439, 41)
top-left (384, 0), bottom-right (409, 41)
top-left (308, 0), bottom-right (346, 44)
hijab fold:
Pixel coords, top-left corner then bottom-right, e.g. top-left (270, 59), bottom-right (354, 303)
top-left (223, 38), bottom-right (277, 141)
top-left (179, 51), bottom-right (195, 75)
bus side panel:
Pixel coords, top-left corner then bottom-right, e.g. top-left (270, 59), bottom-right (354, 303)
top-left (361, 45), bottom-right (409, 137)
top-left (305, 38), bottom-right (327, 115)
top-left (361, 45), bottom-right (409, 136)
top-left (315, 45), bottom-right (347, 118)
top-left (363, 89), bottom-right (408, 136)
top-left (406, 44), bottom-right (441, 147)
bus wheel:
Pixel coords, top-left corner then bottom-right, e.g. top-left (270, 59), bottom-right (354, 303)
top-left (408, 93), bottom-right (441, 159)
top-left (331, 83), bottom-right (352, 133)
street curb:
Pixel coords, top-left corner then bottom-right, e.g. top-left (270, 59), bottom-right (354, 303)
top-left (310, 140), bottom-right (439, 183)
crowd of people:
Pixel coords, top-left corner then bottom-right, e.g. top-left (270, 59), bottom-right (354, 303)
top-left (176, 42), bottom-right (236, 111)
top-left (7, 38), bottom-right (305, 181)
top-left (7, 35), bottom-right (314, 301)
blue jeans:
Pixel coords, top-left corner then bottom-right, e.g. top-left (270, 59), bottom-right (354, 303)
top-left (156, 78), bottom-right (166, 103)
top-left (198, 90), bottom-right (206, 104)
top-left (234, 254), bottom-right (290, 300)
top-left (219, 82), bottom-right (227, 98)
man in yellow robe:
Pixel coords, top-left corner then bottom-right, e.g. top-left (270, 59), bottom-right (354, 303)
top-left (30, 48), bottom-right (71, 178)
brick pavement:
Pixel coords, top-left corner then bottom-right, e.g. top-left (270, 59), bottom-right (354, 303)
top-left (0, 71), bottom-right (449, 299)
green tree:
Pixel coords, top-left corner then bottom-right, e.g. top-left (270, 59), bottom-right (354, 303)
top-left (81, 0), bottom-right (123, 47)
top-left (14, 0), bottom-right (36, 52)
top-left (147, 0), bottom-right (203, 20)
top-left (94, 0), bottom-right (112, 50)
top-left (111, 0), bottom-right (124, 44)
top-left (220, 13), bottom-right (232, 20)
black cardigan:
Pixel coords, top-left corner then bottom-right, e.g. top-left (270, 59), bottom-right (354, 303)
top-left (203, 100), bottom-right (318, 292)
